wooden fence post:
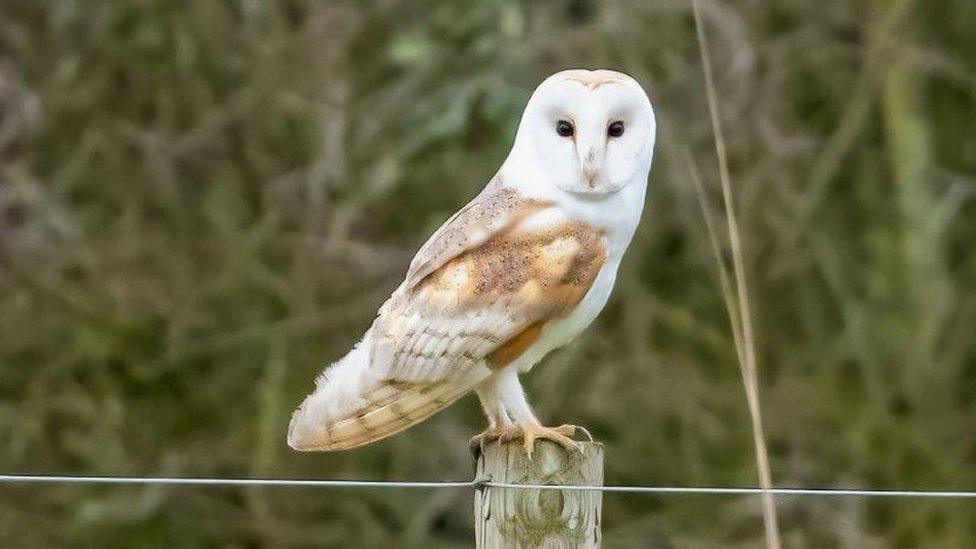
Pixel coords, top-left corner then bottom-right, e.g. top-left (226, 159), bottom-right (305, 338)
top-left (474, 440), bottom-right (604, 548)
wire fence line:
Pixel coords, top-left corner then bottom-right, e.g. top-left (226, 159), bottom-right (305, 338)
top-left (0, 475), bottom-right (472, 490)
top-left (2, 474), bottom-right (976, 499)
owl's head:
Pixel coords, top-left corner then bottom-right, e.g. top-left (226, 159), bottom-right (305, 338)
top-left (510, 69), bottom-right (656, 196)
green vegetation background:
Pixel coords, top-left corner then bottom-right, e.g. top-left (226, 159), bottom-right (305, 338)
top-left (1, 1), bottom-right (975, 546)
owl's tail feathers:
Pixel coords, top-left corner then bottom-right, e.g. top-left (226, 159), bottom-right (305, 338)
top-left (287, 332), bottom-right (488, 452)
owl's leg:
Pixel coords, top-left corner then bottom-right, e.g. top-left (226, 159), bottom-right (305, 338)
top-left (494, 367), bottom-right (581, 457)
top-left (469, 373), bottom-right (513, 455)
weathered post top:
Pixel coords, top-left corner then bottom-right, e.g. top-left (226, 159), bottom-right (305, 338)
top-left (474, 441), bottom-right (604, 548)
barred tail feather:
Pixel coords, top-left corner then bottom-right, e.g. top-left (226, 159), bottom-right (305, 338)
top-left (287, 331), bottom-right (488, 451)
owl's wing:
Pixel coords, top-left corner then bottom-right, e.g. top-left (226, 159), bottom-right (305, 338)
top-left (373, 187), bottom-right (606, 384)
top-left (404, 178), bottom-right (548, 289)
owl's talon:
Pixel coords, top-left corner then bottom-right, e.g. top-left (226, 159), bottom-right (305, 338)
top-left (550, 424), bottom-right (589, 449)
top-left (496, 428), bottom-right (521, 446)
top-left (496, 423), bottom-right (582, 458)
top-left (552, 424), bottom-right (577, 437)
top-left (469, 426), bottom-right (506, 457)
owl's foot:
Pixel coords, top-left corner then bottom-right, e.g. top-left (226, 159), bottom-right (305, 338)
top-left (499, 423), bottom-right (584, 458)
top-left (469, 426), bottom-right (507, 457)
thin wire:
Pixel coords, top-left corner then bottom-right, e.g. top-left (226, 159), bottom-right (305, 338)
top-left (483, 482), bottom-right (976, 499)
top-left (2, 474), bottom-right (976, 499)
top-left (0, 475), bottom-right (476, 490)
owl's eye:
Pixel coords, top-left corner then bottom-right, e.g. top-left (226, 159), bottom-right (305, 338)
top-left (555, 120), bottom-right (574, 137)
top-left (607, 121), bottom-right (625, 138)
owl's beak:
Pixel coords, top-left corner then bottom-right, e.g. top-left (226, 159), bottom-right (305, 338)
top-left (582, 167), bottom-right (600, 188)
top-left (579, 146), bottom-right (604, 189)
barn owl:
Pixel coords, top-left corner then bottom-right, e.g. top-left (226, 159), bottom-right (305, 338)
top-left (288, 69), bottom-right (656, 456)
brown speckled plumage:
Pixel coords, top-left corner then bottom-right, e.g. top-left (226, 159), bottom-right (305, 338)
top-left (405, 175), bottom-right (553, 290)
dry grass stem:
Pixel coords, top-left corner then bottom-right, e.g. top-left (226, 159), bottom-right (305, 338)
top-left (692, 1), bottom-right (782, 547)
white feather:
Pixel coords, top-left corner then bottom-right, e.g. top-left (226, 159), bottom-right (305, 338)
top-left (287, 330), bottom-right (380, 448)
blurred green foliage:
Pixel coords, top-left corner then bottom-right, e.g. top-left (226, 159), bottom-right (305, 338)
top-left (1, 0), bottom-right (975, 546)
